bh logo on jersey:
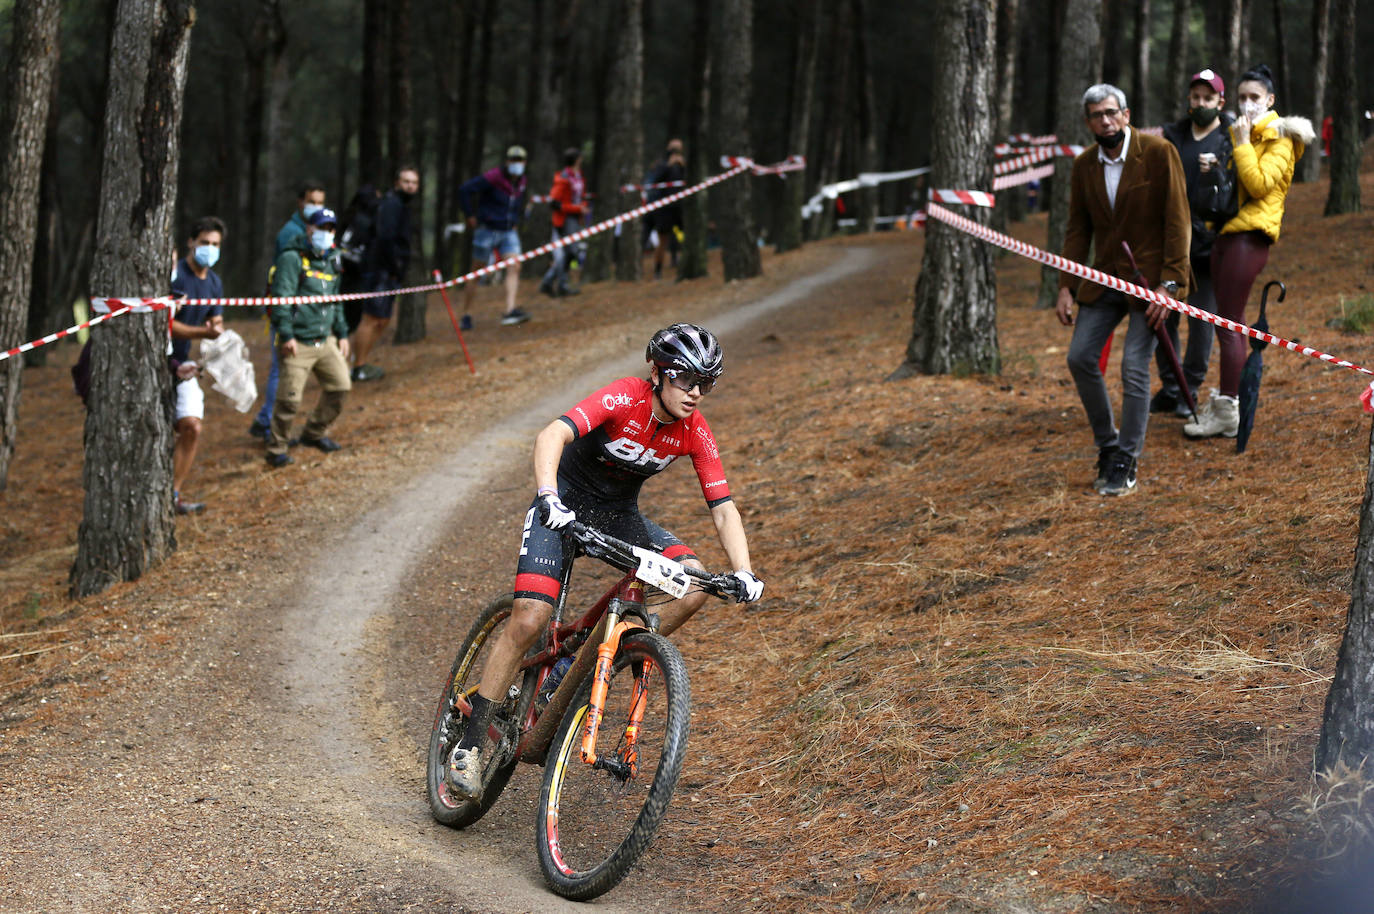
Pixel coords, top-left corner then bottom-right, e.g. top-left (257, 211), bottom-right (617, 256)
top-left (602, 392), bottom-right (635, 410)
top-left (603, 436), bottom-right (676, 470)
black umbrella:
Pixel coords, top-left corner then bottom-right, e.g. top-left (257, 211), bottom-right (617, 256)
top-left (1236, 280), bottom-right (1285, 454)
top-left (1121, 242), bottom-right (1198, 422)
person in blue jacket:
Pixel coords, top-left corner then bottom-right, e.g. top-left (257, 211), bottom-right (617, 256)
top-left (458, 145), bottom-right (531, 326)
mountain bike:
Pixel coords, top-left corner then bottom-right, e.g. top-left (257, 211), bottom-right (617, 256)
top-left (426, 519), bottom-right (749, 900)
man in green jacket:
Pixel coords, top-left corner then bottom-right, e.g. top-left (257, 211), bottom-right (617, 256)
top-left (266, 208), bottom-right (352, 467)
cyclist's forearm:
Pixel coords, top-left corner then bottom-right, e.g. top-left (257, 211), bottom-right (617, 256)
top-left (533, 420), bottom-right (574, 491)
top-left (710, 500), bottom-right (752, 573)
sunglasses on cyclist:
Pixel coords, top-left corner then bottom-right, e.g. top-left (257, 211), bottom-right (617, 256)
top-left (661, 367), bottom-right (717, 394)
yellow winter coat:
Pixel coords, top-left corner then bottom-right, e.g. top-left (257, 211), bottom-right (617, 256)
top-left (1221, 111), bottom-right (1315, 242)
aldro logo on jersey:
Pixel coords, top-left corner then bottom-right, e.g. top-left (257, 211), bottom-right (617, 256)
top-left (602, 436), bottom-right (677, 471)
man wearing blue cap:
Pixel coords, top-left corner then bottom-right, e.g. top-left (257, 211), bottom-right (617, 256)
top-left (265, 207), bottom-right (351, 467)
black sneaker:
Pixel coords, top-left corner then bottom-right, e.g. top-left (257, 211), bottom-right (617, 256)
top-left (299, 435), bottom-right (341, 453)
top-left (1100, 450), bottom-right (1138, 497)
top-left (248, 419), bottom-right (271, 440)
top-left (1149, 389), bottom-right (1179, 414)
top-left (1093, 446), bottom-right (1118, 492)
top-left (266, 452), bottom-right (294, 468)
top-left (500, 308), bottom-right (531, 326)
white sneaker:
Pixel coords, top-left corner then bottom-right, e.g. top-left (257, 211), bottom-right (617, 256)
top-left (1183, 391), bottom-right (1239, 438)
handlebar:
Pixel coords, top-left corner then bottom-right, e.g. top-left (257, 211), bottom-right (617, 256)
top-left (563, 519), bottom-right (748, 603)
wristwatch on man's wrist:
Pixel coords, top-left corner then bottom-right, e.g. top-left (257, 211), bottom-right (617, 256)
top-left (1160, 280), bottom-right (1179, 296)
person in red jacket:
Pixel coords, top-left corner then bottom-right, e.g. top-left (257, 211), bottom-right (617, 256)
top-left (539, 147), bottom-right (588, 297)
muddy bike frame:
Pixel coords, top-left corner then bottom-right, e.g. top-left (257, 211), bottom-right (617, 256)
top-left (451, 521), bottom-right (737, 769)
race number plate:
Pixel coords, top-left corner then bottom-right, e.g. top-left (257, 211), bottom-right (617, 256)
top-left (631, 547), bottom-right (691, 599)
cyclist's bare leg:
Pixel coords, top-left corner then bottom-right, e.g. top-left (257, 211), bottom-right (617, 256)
top-left (474, 596), bottom-right (553, 704)
top-left (655, 557), bottom-right (709, 636)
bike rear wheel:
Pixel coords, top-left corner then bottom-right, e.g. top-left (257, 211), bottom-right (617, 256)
top-left (535, 631), bottom-right (691, 900)
top-left (427, 594), bottom-right (534, 829)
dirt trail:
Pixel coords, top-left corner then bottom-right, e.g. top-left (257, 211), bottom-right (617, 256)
top-left (0, 247), bottom-right (879, 913)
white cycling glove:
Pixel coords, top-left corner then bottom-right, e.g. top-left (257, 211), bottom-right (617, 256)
top-left (732, 570), bottom-right (764, 603)
top-left (538, 492), bottom-right (576, 530)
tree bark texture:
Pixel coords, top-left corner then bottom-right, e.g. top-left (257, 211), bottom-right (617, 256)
top-left (1298, 0), bottom-right (1330, 183)
top-left (993, 0), bottom-right (1023, 229)
top-left (1270, 0), bottom-right (1289, 118)
top-left (1037, 0), bottom-right (1100, 310)
top-left (71, 0), bottom-right (194, 598)
top-left (1130, 0), bottom-right (1151, 129)
top-left (0, 0), bottom-right (62, 492)
top-left (24, 55), bottom-right (64, 371)
top-left (607, 0), bottom-right (645, 282)
top-left (390, 0), bottom-right (425, 343)
top-left (360, 0), bottom-right (387, 187)
top-left (1323, 0), bottom-right (1360, 216)
top-left (1221, 0), bottom-right (1245, 90)
top-left (677, 0), bottom-right (712, 280)
top-left (893, 0), bottom-right (999, 378)
top-left (808, 1), bottom-right (853, 240)
top-left (712, 0), bottom-right (761, 280)
top-left (1164, 0), bottom-right (1191, 122)
top-left (851, 0), bottom-right (879, 236)
top-left (1317, 422), bottom-right (1374, 771)
top-left (774, 0), bottom-right (818, 254)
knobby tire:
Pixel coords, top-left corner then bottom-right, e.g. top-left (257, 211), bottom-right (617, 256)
top-left (427, 594), bottom-right (534, 829)
top-left (535, 631), bottom-right (691, 900)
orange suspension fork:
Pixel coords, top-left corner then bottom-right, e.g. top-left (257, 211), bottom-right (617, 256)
top-left (580, 581), bottom-right (646, 765)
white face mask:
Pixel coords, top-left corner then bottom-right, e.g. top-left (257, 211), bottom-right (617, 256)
top-left (507, 161), bottom-right (525, 177)
top-left (303, 203), bottom-right (324, 220)
top-left (310, 229), bottom-right (335, 251)
top-left (1240, 100), bottom-right (1267, 122)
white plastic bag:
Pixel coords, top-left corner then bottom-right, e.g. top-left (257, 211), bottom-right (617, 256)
top-left (199, 328), bottom-right (257, 413)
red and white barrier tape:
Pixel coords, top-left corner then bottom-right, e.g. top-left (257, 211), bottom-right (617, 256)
top-left (994, 145), bottom-right (1085, 175)
top-left (2, 158), bottom-right (799, 361)
top-left (924, 201), bottom-right (1374, 380)
top-left (993, 162), bottom-right (1055, 191)
top-left (1004, 133), bottom-right (1059, 146)
top-left (929, 189), bottom-right (996, 207)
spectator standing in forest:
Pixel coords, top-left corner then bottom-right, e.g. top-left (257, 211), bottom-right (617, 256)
top-left (1056, 83), bottom-right (1191, 497)
top-left (539, 147), bottom-right (588, 298)
top-left (459, 145), bottom-right (531, 326)
top-left (251, 180), bottom-right (327, 441)
top-left (1152, 68), bottom-right (1236, 419)
top-left (350, 166), bottom-right (419, 381)
top-left (266, 208), bottom-right (351, 467)
top-left (646, 138), bottom-right (686, 279)
top-left (338, 183), bottom-right (383, 335)
top-left (169, 216), bottom-right (227, 514)
top-left (1184, 64), bottom-right (1313, 440)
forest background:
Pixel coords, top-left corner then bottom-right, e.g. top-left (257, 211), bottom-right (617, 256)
top-left (2, 0), bottom-right (1372, 338)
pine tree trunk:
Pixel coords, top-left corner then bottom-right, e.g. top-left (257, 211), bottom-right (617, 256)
top-left (391, 0), bottom-right (427, 344)
top-left (774, 0), bottom-right (817, 254)
top-left (1270, 0), bottom-right (1289, 115)
top-left (24, 59), bottom-right (64, 371)
top-left (1164, 0), bottom-right (1192, 122)
top-left (810, 1), bottom-right (853, 240)
top-left (0, 0), bottom-right (61, 492)
top-left (893, 0), bottom-right (998, 379)
top-left (677, 0), bottom-right (712, 279)
top-left (1037, 0), bottom-right (1101, 310)
top-left (1298, 0), bottom-right (1330, 183)
top-left (1130, 0), bottom-right (1151, 129)
top-left (360, 0), bottom-right (387, 187)
top-left (713, 0), bottom-right (761, 280)
top-left (607, 0), bottom-right (645, 282)
top-left (851, 0), bottom-right (879, 236)
top-left (1323, 0), bottom-right (1361, 216)
top-left (71, 0), bottom-right (194, 598)
top-left (1317, 422), bottom-right (1374, 771)
top-left (993, 0), bottom-right (1023, 229)
top-left (1221, 0), bottom-right (1244, 90)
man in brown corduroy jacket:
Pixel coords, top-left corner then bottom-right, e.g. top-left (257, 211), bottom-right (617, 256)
top-left (1055, 83), bottom-right (1191, 498)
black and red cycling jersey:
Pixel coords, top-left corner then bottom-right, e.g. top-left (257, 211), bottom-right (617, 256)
top-left (556, 376), bottom-right (731, 509)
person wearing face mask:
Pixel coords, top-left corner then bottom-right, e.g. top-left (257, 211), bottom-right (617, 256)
top-left (1056, 83), bottom-right (1192, 497)
top-left (351, 166), bottom-right (420, 381)
top-left (1153, 68), bottom-right (1237, 419)
top-left (458, 145), bottom-right (532, 326)
top-left (169, 216), bottom-right (227, 514)
top-left (1183, 64), bottom-right (1315, 440)
top-left (252, 181), bottom-right (328, 442)
top-left (265, 207), bottom-right (351, 467)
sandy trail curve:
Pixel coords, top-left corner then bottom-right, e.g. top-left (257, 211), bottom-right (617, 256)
top-left (276, 247), bottom-right (879, 911)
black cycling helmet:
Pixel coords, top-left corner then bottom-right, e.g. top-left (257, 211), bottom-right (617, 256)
top-left (646, 322), bottom-right (724, 378)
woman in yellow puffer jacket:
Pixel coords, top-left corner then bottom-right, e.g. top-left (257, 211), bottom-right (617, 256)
top-left (1184, 64), bottom-right (1316, 440)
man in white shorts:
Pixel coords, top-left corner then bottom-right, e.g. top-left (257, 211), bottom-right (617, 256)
top-left (170, 217), bottom-right (227, 514)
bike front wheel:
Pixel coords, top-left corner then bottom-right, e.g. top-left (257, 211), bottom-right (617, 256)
top-left (427, 594), bottom-right (534, 829)
top-left (535, 631), bottom-right (691, 900)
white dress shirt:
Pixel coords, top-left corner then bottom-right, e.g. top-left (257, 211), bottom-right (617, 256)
top-left (1097, 125), bottom-right (1132, 209)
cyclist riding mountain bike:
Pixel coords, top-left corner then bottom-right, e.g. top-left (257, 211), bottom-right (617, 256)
top-left (446, 322), bottom-right (765, 797)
